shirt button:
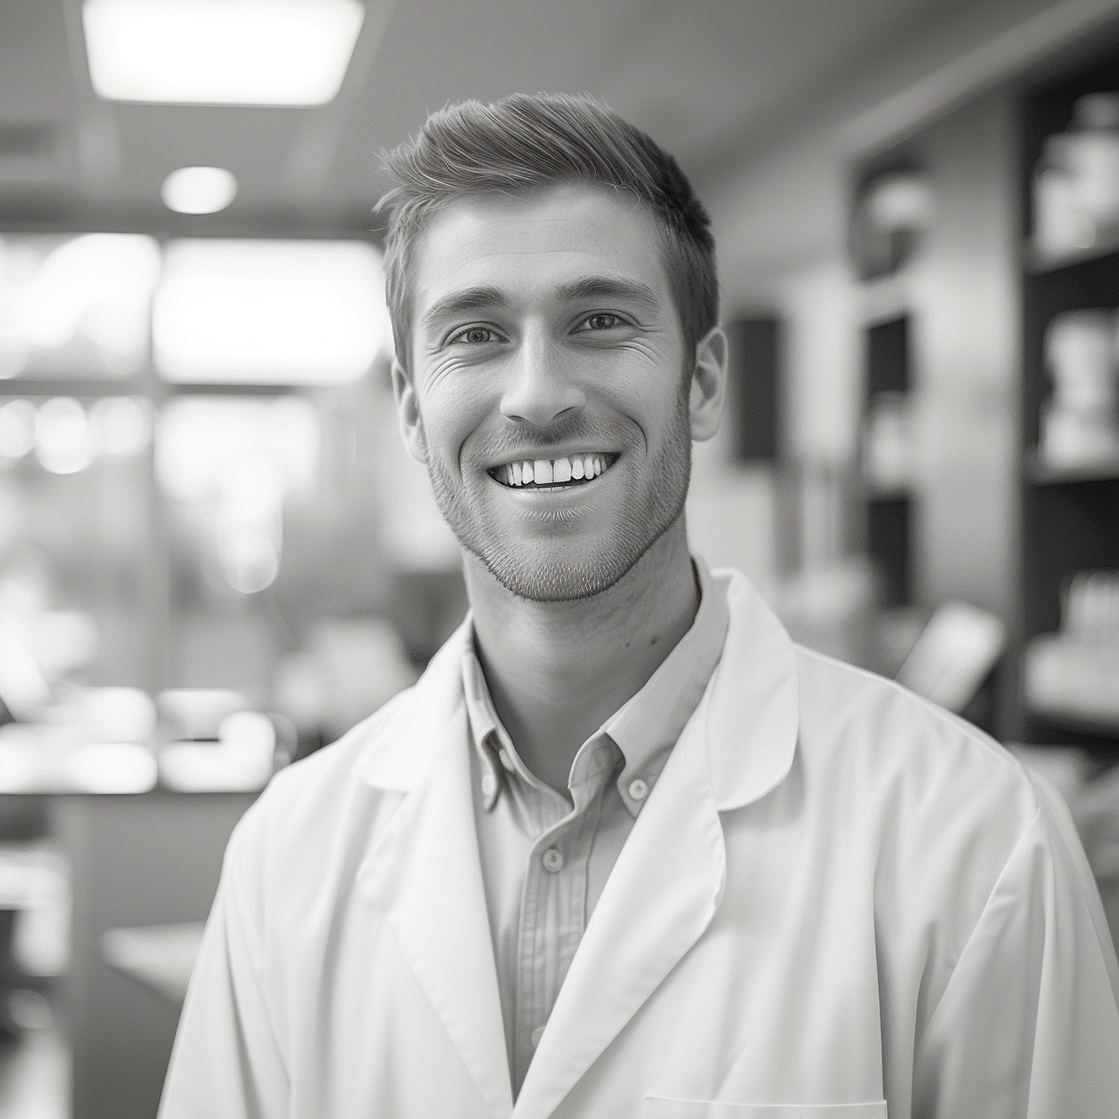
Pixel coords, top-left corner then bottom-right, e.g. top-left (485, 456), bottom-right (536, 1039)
top-left (480, 772), bottom-right (498, 799)
top-left (541, 847), bottom-right (564, 873)
top-left (530, 1025), bottom-right (545, 1048)
top-left (628, 777), bottom-right (649, 802)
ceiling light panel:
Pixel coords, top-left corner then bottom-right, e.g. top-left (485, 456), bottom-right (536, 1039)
top-left (162, 166), bottom-right (238, 214)
top-left (83, 0), bottom-right (365, 105)
top-left (153, 239), bottom-right (387, 385)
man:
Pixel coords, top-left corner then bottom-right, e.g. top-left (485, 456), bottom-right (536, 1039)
top-left (160, 94), bottom-right (1119, 1119)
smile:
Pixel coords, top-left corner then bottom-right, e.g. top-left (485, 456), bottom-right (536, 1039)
top-left (489, 453), bottom-right (617, 489)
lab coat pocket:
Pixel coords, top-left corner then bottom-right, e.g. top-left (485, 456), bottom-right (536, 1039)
top-left (641, 1099), bottom-right (887, 1119)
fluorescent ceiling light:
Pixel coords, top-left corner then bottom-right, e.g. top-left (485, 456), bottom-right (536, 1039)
top-left (83, 0), bottom-right (365, 105)
top-left (0, 234), bottom-right (160, 379)
top-left (153, 239), bottom-right (388, 384)
top-left (162, 167), bottom-right (238, 214)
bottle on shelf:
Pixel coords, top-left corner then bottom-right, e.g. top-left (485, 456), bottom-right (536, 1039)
top-left (1034, 133), bottom-right (1095, 256)
top-left (860, 390), bottom-right (916, 493)
top-left (1024, 569), bottom-right (1119, 731)
top-left (1032, 91), bottom-right (1119, 260)
top-left (1039, 308), bottom-right (1119, 468)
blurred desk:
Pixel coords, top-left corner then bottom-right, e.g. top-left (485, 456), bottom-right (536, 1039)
top-left (101, 922), bottom-right (204, 1005)
top-left (48, 789), bottom-right (255, 1119)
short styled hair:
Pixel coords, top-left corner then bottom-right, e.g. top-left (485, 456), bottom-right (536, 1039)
top-left (378, 92), bottom-right (718, 368)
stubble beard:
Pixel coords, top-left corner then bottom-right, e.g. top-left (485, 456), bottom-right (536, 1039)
top-left (424, 397), bottom-right (693, 603)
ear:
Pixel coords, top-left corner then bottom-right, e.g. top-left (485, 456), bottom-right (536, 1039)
top-left (687, 325), bottom-right (728, 442)
top-left (391, 359), bottom-right (428, 464)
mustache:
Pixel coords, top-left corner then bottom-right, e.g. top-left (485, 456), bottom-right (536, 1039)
top-left (473, 416), bottom-right (628, 460)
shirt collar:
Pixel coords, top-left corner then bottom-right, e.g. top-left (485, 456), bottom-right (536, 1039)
top-left (460, 555), bottom-right (729, 816)
top-left (603, 555), bottom-right (728, 810)
top-left (460, 638), bottom-right (507, 811)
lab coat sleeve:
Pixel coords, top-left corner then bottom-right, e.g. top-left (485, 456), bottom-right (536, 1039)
top-left (158, 818), bottom-right (289, 1119)
top-left (913, 775), bottom-right (1119, 1118)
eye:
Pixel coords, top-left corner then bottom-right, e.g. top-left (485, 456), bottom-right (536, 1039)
top-left (575, 312), bottom-right (626, 332)
top-left (448, 325), bottom-right (505, 346)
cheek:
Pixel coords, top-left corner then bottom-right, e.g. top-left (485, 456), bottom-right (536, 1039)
top-left (416, 376), bottom-right (488, 461)
top-left (594, 359), bottom-right (686, 431)
top-left (606, 336), bottom-right (685, 384)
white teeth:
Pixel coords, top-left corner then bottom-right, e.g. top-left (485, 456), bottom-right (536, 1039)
top-left (496, 453), bottom-right (612, 487)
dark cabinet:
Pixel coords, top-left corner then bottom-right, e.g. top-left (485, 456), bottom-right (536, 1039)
top-left (1020, 49), bottom-right (1119, 755)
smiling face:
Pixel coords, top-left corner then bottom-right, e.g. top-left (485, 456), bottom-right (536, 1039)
top-left (393, 183), bottom-right (724, 602)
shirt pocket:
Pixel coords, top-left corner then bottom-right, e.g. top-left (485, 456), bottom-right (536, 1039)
top-left (641, 1100), bottom-right (888, 1119)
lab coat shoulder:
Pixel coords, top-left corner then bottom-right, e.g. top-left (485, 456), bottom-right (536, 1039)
top-left (709, 571), bottom-right (1047, 945)
top-left (223, 622), bottom-right (468, 935)
top-left (159, 690), bottom-right (433, 1119)
top-left (162, 626), bottom-right (475, 1119)
top-left (221, 703), bottom-right (402, 929)
top-left (789, 642), bottom-right (1068, 961)
top-left (780, 643), bottom-right (1119, 1116)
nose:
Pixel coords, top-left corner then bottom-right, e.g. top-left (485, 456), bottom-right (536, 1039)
top-left (499, 330), bottom-right (586, 427)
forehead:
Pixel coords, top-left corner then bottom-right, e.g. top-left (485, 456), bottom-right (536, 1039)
top-left (409, 184), bottom-right (672, 325)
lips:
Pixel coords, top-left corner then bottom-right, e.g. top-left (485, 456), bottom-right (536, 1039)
top-left (489, 452), bottom-right (617, 488)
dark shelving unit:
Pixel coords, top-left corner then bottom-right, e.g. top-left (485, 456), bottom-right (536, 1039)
top-left (862, 313), bottom-right (914, 608)
top-left (725, 316), bottom-right (781, 463)
top-left (1020, 49), bottom-right (1119, 753)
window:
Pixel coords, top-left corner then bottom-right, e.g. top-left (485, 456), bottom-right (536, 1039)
top-left (0, 233), bottom-right (459, 742)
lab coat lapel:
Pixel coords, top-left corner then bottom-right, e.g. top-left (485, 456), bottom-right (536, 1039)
top-left (514, 709), bottom-right (725, 1119)
top-left (513, 569), bottom-right (799, 1119)
top-left (357, 631), bottom-right (513, 1119)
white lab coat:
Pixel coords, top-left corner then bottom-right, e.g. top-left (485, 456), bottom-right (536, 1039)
top-left (159, 569), bottom-right (1119, 1119)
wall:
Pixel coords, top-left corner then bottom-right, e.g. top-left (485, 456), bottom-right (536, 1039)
top-left (754, 91), bottom-right (1021, 619)
top-left (703, 0), bottom-right (1119, 299)
top-left (774, 262), bottom-right (862, 470)
top-left (906, 90), bottom-right (1021, 618)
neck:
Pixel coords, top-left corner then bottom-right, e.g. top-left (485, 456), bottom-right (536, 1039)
top-left (465, 521), bottom-right (699, 792)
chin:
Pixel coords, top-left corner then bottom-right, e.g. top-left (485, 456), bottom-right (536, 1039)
top-left (479, 553), bottom-right (631, 603)
top-left (472, 514), bottom-right (686, 603)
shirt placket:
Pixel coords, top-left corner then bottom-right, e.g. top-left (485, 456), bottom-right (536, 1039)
top-left (511, 741), bottom-right (617, 1092)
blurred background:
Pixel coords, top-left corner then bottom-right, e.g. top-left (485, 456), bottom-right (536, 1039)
top-left (1, 0), bottom-right (1119, 1115)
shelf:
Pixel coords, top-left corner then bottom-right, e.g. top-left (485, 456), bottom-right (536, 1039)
top-left (1024, 453), bottom-right (1119, 484)
top-left (1026, 237), bottom-right (1119, 274)
top-left (1016, 43), bottom-right (1119, 746)
top-left (1027, 705), bottom-right (1119, 740)
top-left (857, 274), bottom-right (912, 326)
top-left (864, 485), bottom-right (913, 502)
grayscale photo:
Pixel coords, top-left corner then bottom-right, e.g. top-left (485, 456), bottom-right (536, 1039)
top-left (0, 2), bottom-right (1117, 1117)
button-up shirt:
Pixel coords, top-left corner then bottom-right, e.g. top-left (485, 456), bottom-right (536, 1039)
top-left (462, 557), bottom-right (729, 1095)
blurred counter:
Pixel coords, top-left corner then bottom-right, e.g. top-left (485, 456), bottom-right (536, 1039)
top-left (0, 694), bottom-right (289, 798)
top-left (42, 788), bottom-right (254, 1119)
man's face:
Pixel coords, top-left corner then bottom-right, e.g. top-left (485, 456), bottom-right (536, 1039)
top-left (395, 183), bottom-right (721, 602)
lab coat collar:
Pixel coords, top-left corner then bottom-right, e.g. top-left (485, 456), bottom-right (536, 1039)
top-left (704, 567), bottom-right (800, 810)
top-left (353, 566), bottom-right (799, 1119)
top-left (352, 565), bottom-right (799, 811)
top-left (351, 618), bottom-right (471, 792)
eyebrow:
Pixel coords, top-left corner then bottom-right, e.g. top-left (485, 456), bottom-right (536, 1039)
top-left (553, 276), bottom-right (662, 312)
top-left (420, 286), bottom-right (508, 329)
